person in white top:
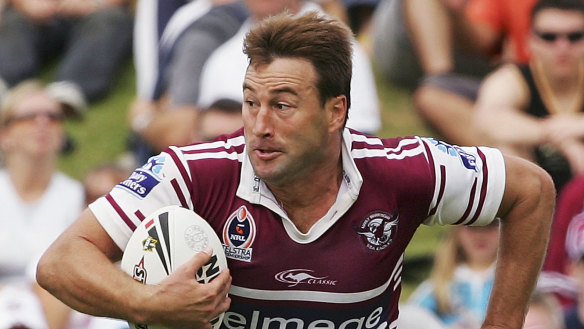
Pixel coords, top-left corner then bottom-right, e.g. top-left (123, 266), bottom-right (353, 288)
top-left (0, 80), bottom-right (128, 329)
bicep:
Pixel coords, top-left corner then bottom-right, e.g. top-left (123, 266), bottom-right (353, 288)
top-left (496, 154), bottom-right (555, 220)
top-left (59, 208), bottom-right (123, 261)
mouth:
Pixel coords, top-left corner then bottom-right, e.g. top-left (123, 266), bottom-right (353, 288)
top-left (254, 148), bottom-right (282, 161)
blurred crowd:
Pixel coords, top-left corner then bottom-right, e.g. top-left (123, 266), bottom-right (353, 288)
top-left (0, 0), bottom-right (583, 328)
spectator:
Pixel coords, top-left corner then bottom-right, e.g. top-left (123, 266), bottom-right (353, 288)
top-left (129, 0), bottom-right (248, 161)
top-left (0, 0), bottom-right (134, 114)
top-left (561, 215), bottom-right (584, 328)
top-left (523, 290), bottom-right (565, 329)
top-left (404, 221), bottom-right (500, 328)
top-left (370, 0), bottom-right (537, 145)
top-left (194, 98), bottom-right (243, 142)
top-left (131, 0), bottom-right (380, 158)
top-left (543, 175), bottom-right (584, 307)
top-left (0, 79), bottom-right (84, 284)
top-left (0, 79), bottom-right (84, 328)
top-left (83, 162), bottom-right (133, 206)
top-left (474, 0), bottom-right (584, 193)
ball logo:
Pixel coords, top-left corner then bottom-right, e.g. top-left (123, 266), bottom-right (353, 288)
top-left (184, 225), bottom-right (210, 252)
top-left (356, 211), bottom-right (399, 251)
top-left (142, 236), bottom-right (158, 251)
top-left (132, 257), bottom-right (148, 284)
top-left (222, 206), bottom-right (256, 262)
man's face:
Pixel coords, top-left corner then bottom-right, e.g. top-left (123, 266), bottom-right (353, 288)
top-left (242, 57), bottom-right (339, 186)
top-left (530, 8), bottom-right (584, 78)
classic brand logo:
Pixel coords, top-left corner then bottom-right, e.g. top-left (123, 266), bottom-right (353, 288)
top-left (356, 211), bottom-right (399, 251)
top-left (222, 206), bottom-right (256, 262)
top-left (275, 269), bottom-right (337, 287)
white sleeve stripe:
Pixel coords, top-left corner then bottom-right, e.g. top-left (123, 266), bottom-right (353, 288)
top-left (465, 148), bottom-right (490, 225)
top-left (180, 135), bottom-right (246, 152)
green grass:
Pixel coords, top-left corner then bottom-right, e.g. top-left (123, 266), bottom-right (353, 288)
top-left (57, 61), bottom-right (443, 300)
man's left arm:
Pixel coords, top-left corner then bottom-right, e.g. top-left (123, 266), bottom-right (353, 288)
top-left (481, 154), bottom-right (555, 329)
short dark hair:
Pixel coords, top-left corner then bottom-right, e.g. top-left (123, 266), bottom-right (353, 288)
top-left (243, 11), bottom-right (353, 116)
top-left (531, 0), bottom-right (584, 23)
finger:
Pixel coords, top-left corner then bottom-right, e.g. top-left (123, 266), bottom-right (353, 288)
top-left (174, 247), bottom-right (214, 279)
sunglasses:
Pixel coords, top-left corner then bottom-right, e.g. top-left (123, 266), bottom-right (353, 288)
top-left (4, 112), bottom-right (65, 126)
top-left (534, 30), bottom-right (584, 43)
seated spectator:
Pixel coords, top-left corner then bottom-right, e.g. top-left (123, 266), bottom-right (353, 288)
top-left (474, 0), bottom-right (584, 193)
top-left (401, 221), bottom-right (500, 328)
top-left (0, 0), bottom-right (134, 114)
top-left (370, 0), bottom-right (537, 145)
top-left (523, 290), bottom-right (565, 329)
top-left (0, 79), bottom-right (84, 328)
top-left (0, 79), bottom-right (84, 285)
top-left (130, 0), bottom-right (381, 161)
top-left (129, 0), bottom-right (248, 160)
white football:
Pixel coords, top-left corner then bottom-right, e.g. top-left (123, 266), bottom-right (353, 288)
top-left (120, 205), bottom-right (228, 329)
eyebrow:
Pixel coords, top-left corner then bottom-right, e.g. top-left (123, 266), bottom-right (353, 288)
top-left (242, 83), bottom-right (299, 96)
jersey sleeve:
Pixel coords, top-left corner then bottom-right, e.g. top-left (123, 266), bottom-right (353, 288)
top-left (419, 137), bottom-right (506, 227)
top-left (88, 146), bottom-right (193, 250)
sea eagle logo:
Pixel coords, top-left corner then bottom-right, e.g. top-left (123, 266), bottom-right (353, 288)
top-left (356, 211), bottom-right (399, 251)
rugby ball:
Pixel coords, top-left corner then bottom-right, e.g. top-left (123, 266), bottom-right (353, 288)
top-left (120, 205), bottom-right (228, 329)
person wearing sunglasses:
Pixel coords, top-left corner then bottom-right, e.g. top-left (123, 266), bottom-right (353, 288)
top-left (0, 79), bottom-right (88, 329)
top-left (474, 0), bottom-right (584, 309)
top-left (474, 0), bottom-right (584, 193)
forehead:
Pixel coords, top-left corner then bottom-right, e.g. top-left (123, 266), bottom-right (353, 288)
top-left (244, 57), bottom-right (318, 93)
top-left (13, 91), bottom-right (61, 113)
top-left (533, 8), bottom-right (584, 30)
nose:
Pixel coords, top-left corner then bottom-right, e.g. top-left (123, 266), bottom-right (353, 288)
top-left (251, 105), bottom-right (274, 137)
top-left (35, 113), bottom-right (56, 127)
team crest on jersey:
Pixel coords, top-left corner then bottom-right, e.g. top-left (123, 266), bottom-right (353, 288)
top-left (222, 206), bottom-right (256, 262)
top-left (117, 155), bottom-right (166, 198)
top-left (428, 138), bottom-right (478, 171)
top-left (356, 211), bottom-right (399, 251)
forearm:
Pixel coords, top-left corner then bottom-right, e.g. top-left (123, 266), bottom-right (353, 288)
top-left (36, 212), bottom-right (151, 323)
top-left (37, 236), bottom-right (150, 323)
top-left (477, 109), bottom-right (544, 148)
top-left (482, 159), bottom-right (555, 328)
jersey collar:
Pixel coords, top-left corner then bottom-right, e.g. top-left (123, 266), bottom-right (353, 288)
top-left (236, 128), bottom-right (363, 243)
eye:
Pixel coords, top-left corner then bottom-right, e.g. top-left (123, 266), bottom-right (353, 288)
top-left (244, 99), bottom-right (257, 108)
top-left (276, 103), bottom-right (291, 111)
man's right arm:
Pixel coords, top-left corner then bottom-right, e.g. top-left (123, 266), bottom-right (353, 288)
top-left (36, 208), bottom-right (232, 328)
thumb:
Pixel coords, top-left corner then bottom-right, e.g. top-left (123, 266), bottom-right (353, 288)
top-left (175, 247), bottom-right (214, 279)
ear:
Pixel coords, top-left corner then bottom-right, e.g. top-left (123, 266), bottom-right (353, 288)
top-left (326, 95), bottom-right (347, 133)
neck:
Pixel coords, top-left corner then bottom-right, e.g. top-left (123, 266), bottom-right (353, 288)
top-left (531, 59), bottom-right (584, 114)
top-left (5, 154), bottom-right (56, 202)
top-left (268, 140), bottom-right (344, 233)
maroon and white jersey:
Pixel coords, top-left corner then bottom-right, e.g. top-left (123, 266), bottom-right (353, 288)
top-left (90, 128), bottom-right (506, 329)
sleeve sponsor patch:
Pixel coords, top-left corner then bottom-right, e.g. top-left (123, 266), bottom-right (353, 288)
top-left (428, 138), bottom-right (478, 172)
top-left (116, 155), bottom-right (166, 198)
